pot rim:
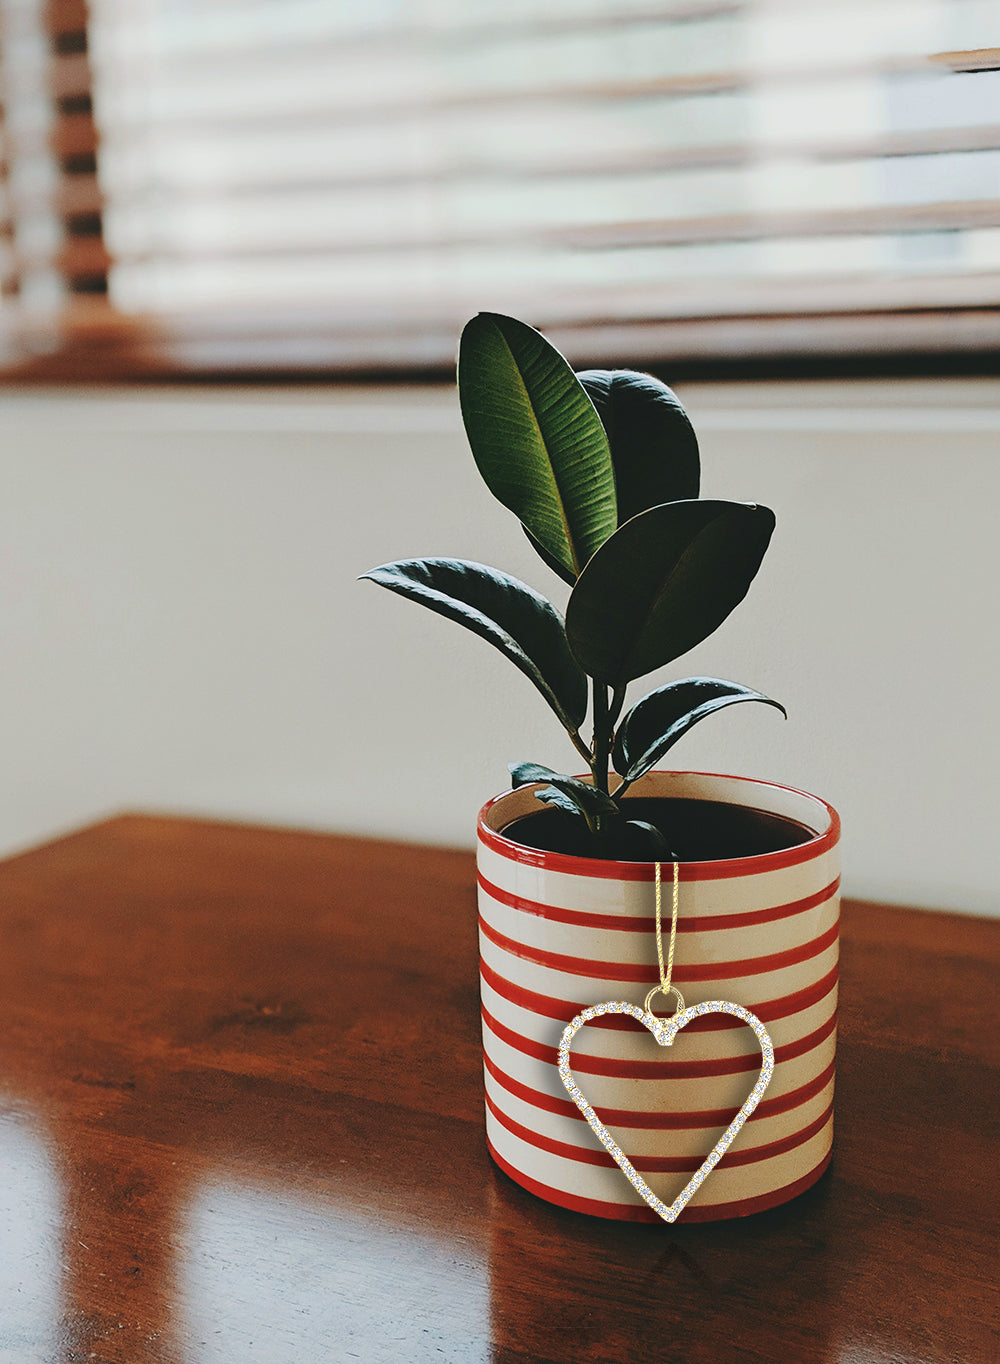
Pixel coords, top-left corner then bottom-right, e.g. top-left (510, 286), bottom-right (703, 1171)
top-left (477, 769), bottom-right (840, 881)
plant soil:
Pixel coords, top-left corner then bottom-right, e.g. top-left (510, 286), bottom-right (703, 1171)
top-left (503, 796), bottom-right (815, 862)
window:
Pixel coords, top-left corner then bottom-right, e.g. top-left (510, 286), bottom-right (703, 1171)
top-left (1, 0), bottom-right (998, 378)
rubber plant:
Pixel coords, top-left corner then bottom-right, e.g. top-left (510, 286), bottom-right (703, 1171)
top-left (362, 312), bottom-right (785, 859)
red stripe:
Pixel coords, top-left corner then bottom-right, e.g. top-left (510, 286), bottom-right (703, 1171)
top-left (485, 1089), bottom-right (835, 1173)
top-left (478, 771), bottom-right (839, 882)
top-left (479, 912), bottom-right (839, 983)
top-left (481, 1001), bottom-right (837, 1078)
top-left (487, 1138), bottom-right (833, 1222)
top-left (484, 1050), bottom-right (836, 1129)
top-left (480, 957), bottom-right (839, 1031)
top-left (478, 869), bottom-right (840, 934)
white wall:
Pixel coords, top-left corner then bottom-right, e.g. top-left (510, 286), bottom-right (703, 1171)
top-left (0, 380), bottom-right (996, 916)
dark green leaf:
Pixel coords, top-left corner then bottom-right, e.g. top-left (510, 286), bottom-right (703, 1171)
top-left (521, 369), bottom-right (699, 584)
top-left (565, 500), bottom-right (776, 688)
top-left (509, 764), bottom-right (678, 858)
top-left (361, 559), bottom-right (588, 732)
top-left (509, 760), bottom-right (564, 788)
top-left (458, 313), bottom-right (617, 578)
top-left (577, 369), bottom-right (700, 524)
top-left (613, 677), bottom-right (787, 782)
top-left (522, 525), bottom-right (577, 587)
top-left (620, 819), bottom-right (677, 860)
top-left (534, 786), bottom-right (592, 820)
top-left (509, 762), bottom-right (620, 821)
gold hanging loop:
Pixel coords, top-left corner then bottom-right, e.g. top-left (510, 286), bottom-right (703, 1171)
top-left (645, 860), bottom-right (684, 1017)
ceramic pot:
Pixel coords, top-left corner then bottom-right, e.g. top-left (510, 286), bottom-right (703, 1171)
top-left (477, 770), bottom-right (840, 1222)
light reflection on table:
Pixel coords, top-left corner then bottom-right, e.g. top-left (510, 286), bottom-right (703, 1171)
top-left (0, 1107), bottom-right (60, 1361)
top-left (181, 1180), bottom-right (489, 1363)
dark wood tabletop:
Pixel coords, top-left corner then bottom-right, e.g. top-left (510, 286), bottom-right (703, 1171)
top-left (0, 814), bottom-right (996, 1364)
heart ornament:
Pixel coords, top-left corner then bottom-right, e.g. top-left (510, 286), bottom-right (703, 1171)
top-left (558, 998), bottom-right (775, 1223)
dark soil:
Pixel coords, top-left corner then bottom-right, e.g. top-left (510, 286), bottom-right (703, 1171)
top-left (502, 796), bottom-right (816, 863)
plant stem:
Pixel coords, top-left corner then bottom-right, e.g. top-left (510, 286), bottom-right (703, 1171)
top-left (608, 685), bottom-right (627, 729)
top-left (591, 680), bottom-right (611, 795)
top-left (600, 685), bottom-right (628, 799)
top-left (568, 728), bottom-right (594, 767)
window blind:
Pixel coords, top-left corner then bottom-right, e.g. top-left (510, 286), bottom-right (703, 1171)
top-left (1, 0), bottom-right (999, 377)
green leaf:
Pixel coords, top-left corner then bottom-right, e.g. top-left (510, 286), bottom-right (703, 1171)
top-left (509, 762), bottom-right (620, 822)
top-left (613, 677), bottom-right (787, 782)
top-left (533, 786), bottom-right (590, 820)
top-left (458, 313), bottom-right (617, 578)
top-left (509, 764), bottom-right (678, 858)
top-left (620, 819), bottom-right (677, 860)
top-left (509, 760), bottom-right (564, 788)
top-left (361, 559), bottom-right (588, 732)
top-left (565, 500), bottom-right (776, 688)
top-left (521, 369), bottom-right (699, 586)
top-left (522, 525), bottom-right (578, 587)
top-left (577, 369), bottom-right (700, 524)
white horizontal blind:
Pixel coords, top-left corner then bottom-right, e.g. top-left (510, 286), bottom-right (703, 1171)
top-left (4, 0), bottom-right (1000, 372)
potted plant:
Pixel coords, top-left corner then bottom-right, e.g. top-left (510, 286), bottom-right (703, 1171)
top-left (363, 313), bottom-right (840, 1222)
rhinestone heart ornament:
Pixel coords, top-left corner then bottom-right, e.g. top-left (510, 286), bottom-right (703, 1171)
top-left (558, 996), bottom-right (774, 1223)
top-left (557, 861), bottom-right (776, 1223)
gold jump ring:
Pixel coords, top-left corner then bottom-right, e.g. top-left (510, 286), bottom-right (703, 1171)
top-left (643, 983), bottom-right (686, 1017)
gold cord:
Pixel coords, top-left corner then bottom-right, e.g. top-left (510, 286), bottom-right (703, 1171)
top-left (644, 861), bottom-right (685, 1018)
top-left (655, 859), bottom-right (680, 993)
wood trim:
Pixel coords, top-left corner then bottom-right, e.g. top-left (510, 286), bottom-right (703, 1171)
top-left (931, 48), bottom-right (1000, 73)
top-left (50, 52), bottom-right (92, 98)
top-left (44, 0), bottom-right (88, 38)
top-left (3, 301), bottom-right (998, 383)
top-left (52, 111), bottom-right (99, 158)
top-left (56, 174), bottom-right (104, 215)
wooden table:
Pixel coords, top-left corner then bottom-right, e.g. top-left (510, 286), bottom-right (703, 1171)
top-left (0, 815), bottom-right (996, 1363)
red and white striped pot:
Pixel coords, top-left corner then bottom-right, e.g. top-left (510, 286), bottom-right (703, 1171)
top-left (477, 770), bottom-right (840, 1222)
